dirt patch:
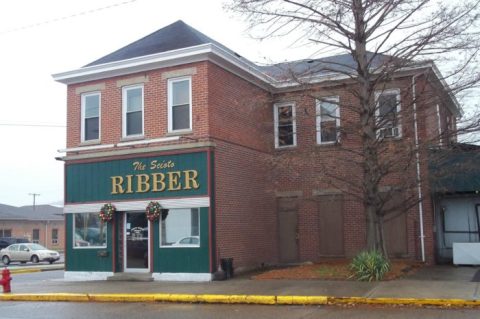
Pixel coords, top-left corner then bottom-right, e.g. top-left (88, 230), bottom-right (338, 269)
top-left (252, 259), bottom-right (422, 281)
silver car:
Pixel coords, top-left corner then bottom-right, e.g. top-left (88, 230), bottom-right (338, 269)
top-left (0, 243), bottom-right (60, 265)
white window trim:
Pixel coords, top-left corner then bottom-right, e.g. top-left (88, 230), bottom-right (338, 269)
top-left (168, 76), bottom-right (192, 133)
top-left (316, 96), bottom-right (340, 145)
top-left (72, 213), bottom-right (107, 249)
top-left (375, 88), bottom-right (402, 138)
top-left (160, 208), bottom-right (201, 249)
top-left (80, 92), bottom-right (101, 143)
top-left (122, 84), bottom-right (144, 138)
top-left (274, 102), bottom-right (297, 149)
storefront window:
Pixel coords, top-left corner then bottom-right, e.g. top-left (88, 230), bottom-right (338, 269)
top-left (160, 208), bottom-right (200, 247)
top-left (74, 213), bottom-right (107, 248)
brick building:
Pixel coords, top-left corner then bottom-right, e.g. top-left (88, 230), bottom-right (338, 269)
top-left (53, 21), bottom-right (461, 281)
top-left (0, 204), bottom-right (64, 250)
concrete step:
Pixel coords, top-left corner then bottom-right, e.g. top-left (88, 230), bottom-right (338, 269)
top-left (107, 272), bottom-right (154, 282)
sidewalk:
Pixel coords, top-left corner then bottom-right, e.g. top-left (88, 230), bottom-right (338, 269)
top-left (1, 265), bottom-right (479, 307)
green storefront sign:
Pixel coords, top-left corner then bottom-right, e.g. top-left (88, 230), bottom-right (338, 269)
top-left (66, 151), bottom-right (208, 203)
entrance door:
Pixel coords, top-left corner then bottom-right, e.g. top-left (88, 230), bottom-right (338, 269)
top-left (277, 197), bottom-right (298, 263)
top-left (124, 212), bottom-right (149, 272)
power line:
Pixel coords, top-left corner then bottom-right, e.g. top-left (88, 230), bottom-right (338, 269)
top-left (0, 0), bottom-right (138, 36)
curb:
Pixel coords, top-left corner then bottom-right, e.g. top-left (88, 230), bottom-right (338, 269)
top-left (0, 293), bottom-right (478, 307)
top-left (9, 266), bottom-right (64, 275)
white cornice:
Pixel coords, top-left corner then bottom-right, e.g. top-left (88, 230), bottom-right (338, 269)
top-left (52, 45), bottom-right (461, 116)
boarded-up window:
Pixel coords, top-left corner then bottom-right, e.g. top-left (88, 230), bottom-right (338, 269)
top-left (382, 192), bottom-right (408, 258)
top-left (318, 194), bottom-right (344, 256)
top-left (277, 197), bottom-right (298, 263)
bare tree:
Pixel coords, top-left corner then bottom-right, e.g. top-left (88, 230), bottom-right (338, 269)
top-left (226, 0), bottom-right (480, 258)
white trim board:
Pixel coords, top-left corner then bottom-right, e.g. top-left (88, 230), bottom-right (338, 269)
top-left (64, 196), bottom-right (210, 213)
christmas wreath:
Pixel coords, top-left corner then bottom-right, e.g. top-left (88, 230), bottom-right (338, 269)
top-left (146, 201), bottom-right (162, 221)
top-left (99, 203), bottom-right (115, 222)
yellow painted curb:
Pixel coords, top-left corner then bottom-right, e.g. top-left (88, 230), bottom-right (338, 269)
top-left (88, 294), bottom-right (156, 302)
top-left (328, 296), bottom-right (480, 307)
top-left (0, 293), bottom-right (89, 302)
top-left (9, 269), bottom-right (42, 275)
top-left (277, 295), bottom-right (328, 305)
top-left (0, 293), bottom-right (478, 307)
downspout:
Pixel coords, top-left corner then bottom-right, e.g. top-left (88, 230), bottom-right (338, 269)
top-left (412, 74), bottom-right (426, 262)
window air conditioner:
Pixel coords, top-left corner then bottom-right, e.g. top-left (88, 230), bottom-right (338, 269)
top-left (378, 127), bottom-right (399, 138)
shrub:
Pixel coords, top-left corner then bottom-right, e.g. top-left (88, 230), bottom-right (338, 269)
top-left (350, 250), bottom-right (390, 281)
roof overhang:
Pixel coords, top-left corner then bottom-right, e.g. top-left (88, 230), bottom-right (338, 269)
top-left (52, 47), bottom-right (462, 117)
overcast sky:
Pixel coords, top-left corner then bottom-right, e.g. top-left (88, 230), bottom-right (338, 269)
top-left (0, 0), bottom-right (478, 207)
top-left (0, 0), bottom-right (314, 207)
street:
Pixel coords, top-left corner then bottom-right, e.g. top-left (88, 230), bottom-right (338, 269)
top-left (0, 302), bottom-right (478, 319)
top-left (0, 271), bottom-right (478, 318)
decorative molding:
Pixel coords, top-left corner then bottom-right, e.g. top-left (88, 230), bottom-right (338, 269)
top-left (75, 83), bottom-right (105, 95)
top-left (116, 75), bottom-right (149, 88)
top-left (312, 189), bottom-right (343, 196)
top-left (56, 141), bottom-right (215, 161)
top-left (275, 191), bottom-right (303, 198)
top-left (64, 196), bottom-right (211, 213)
top-left (58, 144), bottom-right (115, 153)
top-left (162, 67), bottom-right (197, 80)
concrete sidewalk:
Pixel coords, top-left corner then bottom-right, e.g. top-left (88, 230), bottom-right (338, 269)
top-left (1, 266), bottom-right (480, 307)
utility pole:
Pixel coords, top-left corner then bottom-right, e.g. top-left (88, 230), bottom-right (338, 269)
top-left (28, 193), bottom-right (40, 210)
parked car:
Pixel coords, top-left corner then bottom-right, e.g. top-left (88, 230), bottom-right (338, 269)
top-left (171, 236), bottom-right (200, 246)
top-left (0, 243), bottom-right (60, 265)
top-left (0, 237), bottom-right (30, 249)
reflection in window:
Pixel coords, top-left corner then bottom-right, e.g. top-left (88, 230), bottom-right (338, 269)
top-left (160, 208), bottom-right (200, 247)
top-left (376, 90), bottom-right (401, 138)
top-left (274, 103), bottom-right (296, 148)
top-left (74, 213), bottom-right (107, 247)
top-left (81, 92), bottom-right (100, 141)
top-left (317, 97), bottom-right (339, 143)
top-left (168, 77), bottom-right (191, 132)
top-left (123, 85), bottom-right (143, 137)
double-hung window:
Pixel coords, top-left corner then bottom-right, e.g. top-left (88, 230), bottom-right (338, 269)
top-left (81, 92), bottom-right (100, 142)
top-left (376, 89), bottom-right (401, 138)
top-left (122, 85), bottom-right (144, 137)
top-left (316, 97), bottom-right (340, 144)
top-left (168, 77), bottom-right (192, 132)
top-left (274, 103), bottom-right (297, 148)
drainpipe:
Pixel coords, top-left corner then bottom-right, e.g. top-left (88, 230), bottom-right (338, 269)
top-left (412, 74), bottom-right (426, 262)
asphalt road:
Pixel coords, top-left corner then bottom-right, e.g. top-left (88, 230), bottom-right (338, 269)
top-left (3, 271), bottom-right (479, 318)
top-left (0, 302), bottom-right (478, 319)
top-left (10, 269), bottom-right (63, 284)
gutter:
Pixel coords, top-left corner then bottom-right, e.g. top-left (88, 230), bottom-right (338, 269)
top-left (412, 74), bottom-right (426, 262)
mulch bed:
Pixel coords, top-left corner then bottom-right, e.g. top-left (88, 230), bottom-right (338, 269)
top-left (252, 259), bottom-right (423, 281)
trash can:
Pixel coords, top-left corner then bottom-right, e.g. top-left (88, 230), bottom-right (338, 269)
top-left (220, 258), bottom-right (234, 279)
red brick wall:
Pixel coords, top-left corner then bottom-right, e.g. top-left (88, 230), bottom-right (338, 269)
top-left (0, 220), bottom-right (64, 250)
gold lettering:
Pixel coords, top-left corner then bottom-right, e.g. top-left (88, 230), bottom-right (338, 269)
top-left (133, 161), bottom-right (146, 171)
top-left (136, 174), bottom-right (150, 193)
top-left (152, 173), bottom-right (166, 192)
top-left (167, 171), bottom-right (182, 191)
top-left (183, 170), bottom-right (200, 190)
top-left (150, 160), bottom-right (157, 170)
top-left (111, 176), bottom-right (124, 194)
top-left (125, 175), bottom-right (133, 193)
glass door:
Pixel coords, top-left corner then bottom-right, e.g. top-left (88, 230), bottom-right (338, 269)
top-left (124, 212), bottom-right (149, 272)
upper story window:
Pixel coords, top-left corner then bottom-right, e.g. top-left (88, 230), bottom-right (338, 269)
top-left (274, 102), bottom-right (297, 148)
top-left (122, 84), bottom-right (144, 137)
top-left (316, 97), bottom-right (340, 144)
top-left (81, 92), bottom-right (100, 142)
top-left (168, 77), bottom-right (192, 133)
top-left (376, 89), bottom-right (401, 138)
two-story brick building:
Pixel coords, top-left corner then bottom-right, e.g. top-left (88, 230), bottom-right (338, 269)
top-left (53, 20), bottom-right (461, 281)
